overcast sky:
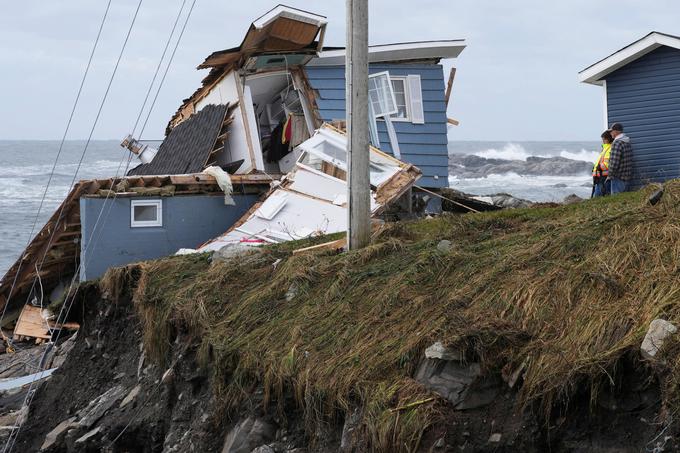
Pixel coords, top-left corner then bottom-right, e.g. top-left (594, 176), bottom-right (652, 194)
top-left (0, 1), bottom-right (678, 141)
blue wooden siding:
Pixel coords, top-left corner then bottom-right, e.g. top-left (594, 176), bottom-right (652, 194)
top-left (606, 46), bottom-right (680, 187)
top-left (305, 64), bottom-right (449, 188)
top-left (79, 194), bottom-right (258, 281)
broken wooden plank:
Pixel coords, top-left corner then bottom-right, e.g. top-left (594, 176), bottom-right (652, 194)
top-left (447, 118), bottom-right (460, 126)
top-left (415, 185), bottom-right (479, 213)
top-left (47, 320), bottom-right (80, 330)
top-left (444, 67), bottom-right (456, 106)
top-left (13, 305), bottom-right (51, 340)
top-left (169, 173), bottom-right (277, 185)
top-left (292, 238), bottom-right (347, 255)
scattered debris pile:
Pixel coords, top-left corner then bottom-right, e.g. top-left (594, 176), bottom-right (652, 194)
top-left (12, 182), bottom-right (680, 451)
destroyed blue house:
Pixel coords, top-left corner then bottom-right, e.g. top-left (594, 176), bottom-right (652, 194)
top-left (580, 32), bottom-right (680, 187)
top-left (0, 5), bottom-right (464, 337)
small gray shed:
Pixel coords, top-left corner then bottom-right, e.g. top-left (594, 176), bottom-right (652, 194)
top-left (579, 32), bottom-right (680, 187)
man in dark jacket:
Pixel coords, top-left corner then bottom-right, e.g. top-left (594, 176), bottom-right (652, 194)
top-left (607, 122), bottom-right (633, 194)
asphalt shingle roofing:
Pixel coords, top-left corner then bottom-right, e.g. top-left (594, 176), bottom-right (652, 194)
top-left (127, 103), bottom-right (228, 176)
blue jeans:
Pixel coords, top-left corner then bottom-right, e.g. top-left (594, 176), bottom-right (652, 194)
top-left (593, 179), bottom-right (610, 197)
top-left (609, 177), bottom-right (627, 194)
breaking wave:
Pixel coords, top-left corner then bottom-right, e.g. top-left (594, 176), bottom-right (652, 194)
top-left (559, 149), bottom-right (600, 162)
top-left (472, 143), bottom-right (599, 163)
top-left (473, 143), bottom-right (536, 161)
top-left (448, 173), bottom-right (592, 203)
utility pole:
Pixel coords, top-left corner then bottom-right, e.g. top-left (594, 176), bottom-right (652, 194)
top-left (346, 0), bottom-right (370, 250)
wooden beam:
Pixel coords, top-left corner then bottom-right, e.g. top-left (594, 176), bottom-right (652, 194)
top-left (447, 118), bottom-right (460, 126)
top-left (292, 238), bottom-right (347, 255)
top-left (444, 67), bottom-right (456, 107)
top-left (169, 173), bottom-right (278, 185)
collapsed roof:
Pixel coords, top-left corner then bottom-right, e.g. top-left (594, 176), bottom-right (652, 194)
top-left (128, 103), bottom-right (234, 176)
top-left (166, 4), bottom-right (465, 135)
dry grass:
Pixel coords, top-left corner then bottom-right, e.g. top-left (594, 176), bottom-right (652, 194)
top-left (100, 182), bottom-right (680, 451)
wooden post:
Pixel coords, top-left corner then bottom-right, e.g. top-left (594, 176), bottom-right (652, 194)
top-left (444, 67), bottom-right (457, 107)
top-left (346, 0), bottom-right (371, 250)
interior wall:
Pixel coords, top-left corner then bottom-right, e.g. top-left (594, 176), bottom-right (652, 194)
top-left (195, 72), bottom-right (256, 174)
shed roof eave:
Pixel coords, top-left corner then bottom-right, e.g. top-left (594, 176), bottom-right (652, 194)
top-left (578, 32), bottom-right (680, 85)
top-left (252, 4), bottom-right (327, 29)
top-left (308, 40), bottom-right (467, 66)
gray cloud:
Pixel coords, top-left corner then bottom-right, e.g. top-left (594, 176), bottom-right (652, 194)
top-left (0, 0), bottom-right (678, 141)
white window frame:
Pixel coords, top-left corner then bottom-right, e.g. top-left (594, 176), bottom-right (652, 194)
top-left (130, 199), bottom-right (163, 228)
top-left (368, 71), bottom-right (399, 118)
top-left (389, 76), bottom-right (411, 122)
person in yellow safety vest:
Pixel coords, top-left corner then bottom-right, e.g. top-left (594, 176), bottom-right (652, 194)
top-left (592, 130), bottom-right (613, 197)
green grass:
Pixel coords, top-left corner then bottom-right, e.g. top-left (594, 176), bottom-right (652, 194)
top-left (100, 183), bottom-right (680, 451)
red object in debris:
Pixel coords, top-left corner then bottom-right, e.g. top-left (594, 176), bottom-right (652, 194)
top-left (240, 237), bottom-right (265, 243)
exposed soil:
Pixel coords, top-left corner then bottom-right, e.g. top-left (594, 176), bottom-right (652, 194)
top-left (9, 281), bottom-right (677, 452)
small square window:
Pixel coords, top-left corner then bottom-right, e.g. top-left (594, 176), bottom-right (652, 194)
top-left (131, 200), bottom-right (162, 228)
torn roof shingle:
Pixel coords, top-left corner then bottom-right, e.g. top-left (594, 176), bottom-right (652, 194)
top-left (128, 103), bottom-right (228, 176)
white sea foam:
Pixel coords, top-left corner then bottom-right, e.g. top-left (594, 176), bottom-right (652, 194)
top-left (559, 149), bottom-right (599, 163)
top-left (448, 173), bottom-right (592, 203)
top-left (472, 144), bottom-right (599, 164)
top-left (472, 143), bottom-right (538, 161)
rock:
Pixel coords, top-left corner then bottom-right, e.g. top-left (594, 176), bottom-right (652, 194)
top-left (40, 417), bottom-right (77, 451)
top-left (222, 417), bottom-right (276, 453)
top-left (137, 349), bottom-right (146, 379)
top-left (0, 410), bottom-right (21, 426)
top-left (649, 188), bottom-right (664, 206)
top-left (424, 342), bottom-right (463, 361)
top-left (501, 359), bottom-right (527, 389)
top-left (77, 385), bottom-right (126, 429)
top-left (162, 367), bottom-right (175, 385)
top-left (448, 154), bottom-right (592, 179)
top-left (641, 319), bottom-right (677, 360)
top-left (434, 437), bottom-right (445, 448)
top-left (436, 240), bottom-right (453, 253)
top-left (487, 193), bottom-right (533, 209)
top-left (489, 433), bottom-right (502, 443)
top-left (340, 407), bottom-right (362, 451)
top-left (562, 194), bottom-right (583, 205)
top-left (415, 359), bottom-right (500, 409)
top-left (120, 385), bottom-right (141, 408)
top-left (285, 284), bottom-right (298, 302)
top-left (213, 244), bottom-right (261, 263)
top-left (251, 447), bottom-right (275, 453)
top-left (75, 426), bottom-right (102, 444)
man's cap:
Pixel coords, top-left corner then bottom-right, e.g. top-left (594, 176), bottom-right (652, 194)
top-left (610, 122), bottom-right (624, 132)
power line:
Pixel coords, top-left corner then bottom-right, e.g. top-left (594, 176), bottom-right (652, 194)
top-left (1, 0), bottom-right (146, 450)
top-left (0, 0), bottom-right (113, 331)
top-left (139, 0), bottom-right (198, 137)
top-left (3, 1), bottom-right (199, 450)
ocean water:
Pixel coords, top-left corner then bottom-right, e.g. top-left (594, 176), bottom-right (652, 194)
top-left (0, 141), bottom-right (129, 278)
top-left (0, 140), bottom-right (601, 276)
top-left (448, 141), bottom-right (599, 202)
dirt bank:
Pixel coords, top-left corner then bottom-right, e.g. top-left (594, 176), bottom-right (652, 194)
top-left (11, 182), bottom-right (680, 452)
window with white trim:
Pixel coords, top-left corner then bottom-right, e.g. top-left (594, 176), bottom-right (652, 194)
top-left (388, 74), bottom-right (425, 124)
top-left (390, 77), bottom-right (410, 121)
top-left (368, 71), bottom-right (398, 117)
top-left (131, 199), bottom-right (163, 228)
